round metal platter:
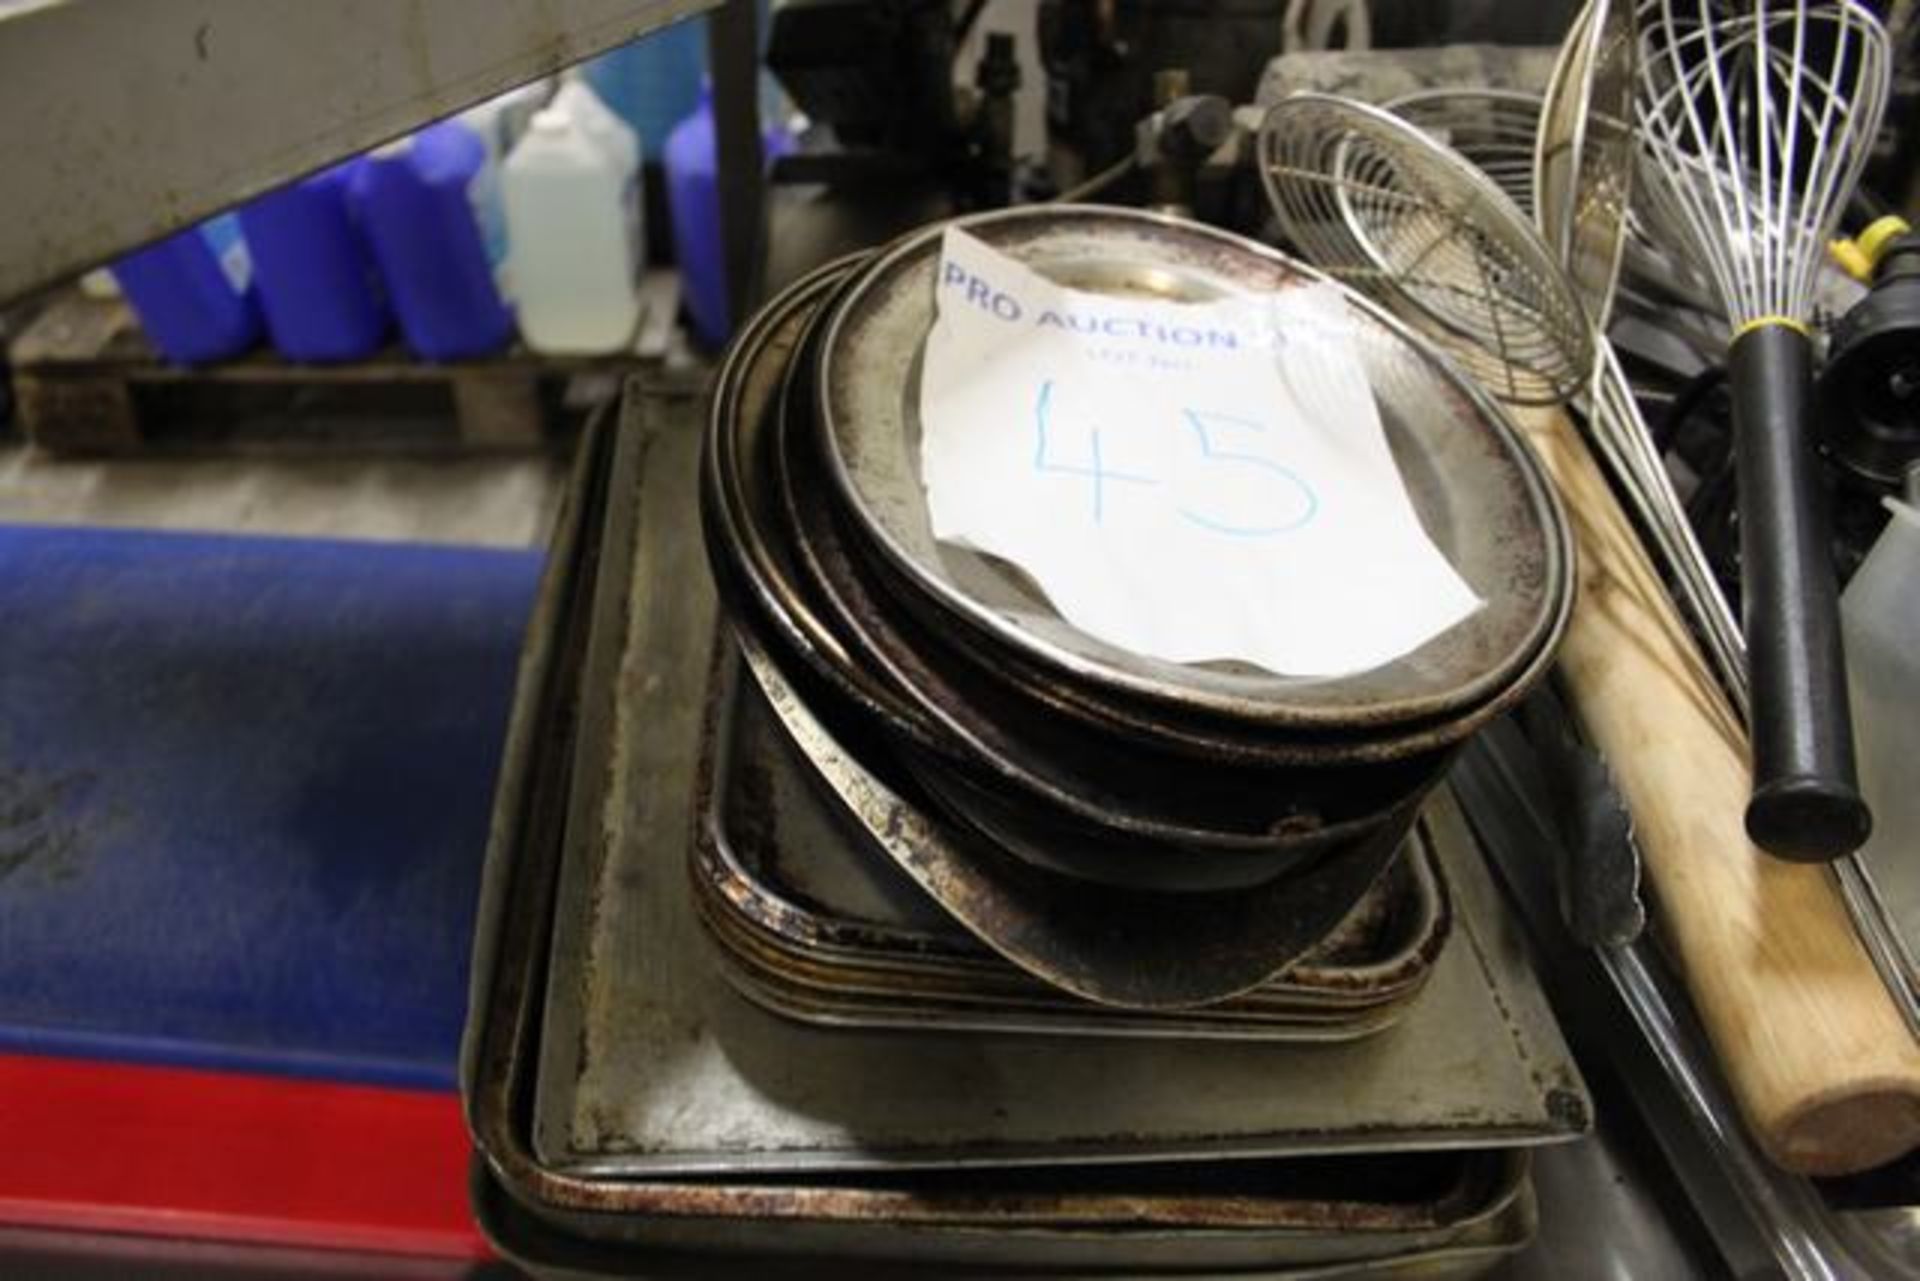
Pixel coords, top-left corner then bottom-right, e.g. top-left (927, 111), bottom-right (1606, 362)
top-left (892, 534), bottom-right (1572, 768)
top-left (732, 628), bottom-right (1413, 1009)
top-left (700, 255), bottom-right (943, 749)
top-left (707, 255), bottom-right (1435, 882)
top-left (906, 753), bottom-right (1430, 895)
top-left (693, 707), bottom-right (1454, 1006)
top-left (776, 304), bottom-right (1447, 867)
top-left (812, 204), bottom-right (1570, 733)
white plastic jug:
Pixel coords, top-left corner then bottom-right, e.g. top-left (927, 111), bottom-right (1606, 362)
top-left (461, 80), bottom-right (553, 171)
top-left (556, 74), bottom-right (642, 177)
top-left (503, 104), bottom-right (643, 354)
top-left (1844, 496), bottom-right (1920, 968)
top-left (555, 76), bottom-right (645, 273)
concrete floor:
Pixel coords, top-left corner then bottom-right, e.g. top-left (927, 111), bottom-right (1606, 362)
top-left (0, 444), bottom-right (568, 548)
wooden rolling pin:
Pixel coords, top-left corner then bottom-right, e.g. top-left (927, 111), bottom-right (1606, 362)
top-left (1509, 402), bottom-right (1920, 1176)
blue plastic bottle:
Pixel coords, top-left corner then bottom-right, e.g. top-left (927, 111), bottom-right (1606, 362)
top-left (238, 160), bottom-right (388, 362)
top-left (664, 87), bottom-right (726, 349)
top-left (350, 123), bottom-right (513, 361)
top-left (110, 215), bottom-right (263, 365)
top-left (582, 20), bottom-right (706, 153)
top-left (665, 87), bottom-right (791, 349)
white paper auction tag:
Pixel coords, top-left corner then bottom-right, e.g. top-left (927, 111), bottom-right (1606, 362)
top-left (918, 227), bottom-right (1482, 677)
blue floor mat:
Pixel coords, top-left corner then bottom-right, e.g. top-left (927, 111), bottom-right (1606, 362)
top-left (0, 525), bottom-right (544, 1090)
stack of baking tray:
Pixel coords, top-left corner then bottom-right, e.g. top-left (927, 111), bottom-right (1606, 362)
top-left (698, 206), bottom-right (1573, 1013)
top-left (695, 647), bottom-right (1455, 1039)
top-left (462, 382), bottom-right (1592, 1277)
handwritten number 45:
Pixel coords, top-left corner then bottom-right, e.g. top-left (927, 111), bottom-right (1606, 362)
top-left (1031, 379), bottom-right (1318, 536)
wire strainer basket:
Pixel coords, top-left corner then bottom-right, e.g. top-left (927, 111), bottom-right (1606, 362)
top-left (1258, 92), bottom-right (1594, 407)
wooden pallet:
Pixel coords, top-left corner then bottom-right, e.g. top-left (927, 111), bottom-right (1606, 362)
top-left (7, 278), bottom-right (682, 455)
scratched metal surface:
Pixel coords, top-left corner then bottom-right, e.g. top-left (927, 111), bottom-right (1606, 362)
top-left (529, 397), bottom-right (1589, 1179)
top-left (464, 393), bottom-right (1547, 1275)
top-left (695, 658), bottom-right (1452, 994)
top-left (690, 648), bottom-right (1451, 1039)
top-left (813, 206), bottom-right (1569, 732)
top-left (0, 0), bottom-right (717, 303)
top-left (455, 166), bottom-right (1704, 1281)
top-left (471, 1159), bottom-right (1540, 1278)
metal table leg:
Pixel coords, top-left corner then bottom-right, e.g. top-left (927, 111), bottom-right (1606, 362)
top-left (707, 0), bottom-right (765, 335)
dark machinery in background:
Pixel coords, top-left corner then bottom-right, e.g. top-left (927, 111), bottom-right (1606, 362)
top-left (1826, 225), bottom-right (1920, 503)
top-left (1034, 0), bottom-right (1581, 187)
top-left (1652, 212), bottom-right (1920, 609)
top-left (1037, 0), bottom-right (1291, 187)
top-left (764, 0), bottom-right (1920, 623)
top-left (766, 0), bottom-right (1028, 208)
top-left (1865, 1), bottom-right (1920, 211)
top-left (765, 0), bottom-right (1589, 217)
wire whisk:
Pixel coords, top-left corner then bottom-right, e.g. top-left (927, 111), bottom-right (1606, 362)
top-left (1634, 0), bottom-right (1891, 861)
top-left (1635, 0), bottom-right (1889, 325)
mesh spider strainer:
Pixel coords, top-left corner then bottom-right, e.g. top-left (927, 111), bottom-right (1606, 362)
top-left (1257, 92), bottom-right (1593, 407)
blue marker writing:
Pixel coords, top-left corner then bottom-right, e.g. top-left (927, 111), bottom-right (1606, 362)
top-left (1175, 408), bottom-right (1318, 537)
top-left (1032, 379), bottom-right (1156, 523)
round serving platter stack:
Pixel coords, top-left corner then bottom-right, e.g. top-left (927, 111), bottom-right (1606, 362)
top-left (698, 203), bottom-right (1573, 1022)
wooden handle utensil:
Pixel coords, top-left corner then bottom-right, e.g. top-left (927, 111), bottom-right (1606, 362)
top-left (1510, 401), bottom-right (1920, 1176)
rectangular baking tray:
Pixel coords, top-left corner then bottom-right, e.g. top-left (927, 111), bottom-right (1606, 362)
top-left (693, 653), bottom-right (1448, 1038)
top-left (518, 393), bottom-right (1588, 1179)
top-left (460, 388), bottom-right (1543, 1276)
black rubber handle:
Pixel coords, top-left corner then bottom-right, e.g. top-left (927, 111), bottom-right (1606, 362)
top-left (1729, 324), bottom-right (1873, 861)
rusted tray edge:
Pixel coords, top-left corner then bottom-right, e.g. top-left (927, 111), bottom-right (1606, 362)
top-left (707, 948), bottom-right (1418, 1044)
top-left (462, 388), bottom-right (1544, 1236)
top-left (461, 389), bottom-right (612, 1109)
top-left (691, 871), bottom-right (1426, 1025)
top-left (692, 646), bottom-right (1457, 1000)
top-left (472, 1154), bottom-right (1538, 1279)
top-left (812, 206), bottom-right (1572, 731)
